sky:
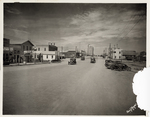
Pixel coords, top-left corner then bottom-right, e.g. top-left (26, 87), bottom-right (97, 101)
top-left (4, 3), bottom-right (146, 54)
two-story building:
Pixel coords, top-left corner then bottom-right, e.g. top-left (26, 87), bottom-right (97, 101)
top-left (10, 40), bottom-right (34, 63)
top-left (34, 43), bottom-right (59, 61)
top-left (3, 38), bottom-right (10, 65)
top-left (112, 48), bottom-right (123, 59)
top-left (122, 50), bottom-right (136, 60)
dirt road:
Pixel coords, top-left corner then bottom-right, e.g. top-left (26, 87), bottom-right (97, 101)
top-left (3, 57), bottom-right (145, 115)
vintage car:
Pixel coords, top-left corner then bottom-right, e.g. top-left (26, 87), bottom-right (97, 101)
top-left (105, 60), bottom-right (131, 71)
top-left (105, 60), bottom-right (114, 69)
top-left (113, 62), bottom-right (131, 71)
top-left (68, 57), bottom-right (76, 65)
top-left (81, 56), bottom-right (85, 60)
top-left (90, 57), bottom-right (96, 63)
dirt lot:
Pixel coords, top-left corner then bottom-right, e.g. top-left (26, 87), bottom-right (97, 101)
top-left (122, 60), bottom-right (146, 73)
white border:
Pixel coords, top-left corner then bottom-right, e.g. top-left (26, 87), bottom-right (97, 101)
top-left (0, 0), bottom-right (149, 117)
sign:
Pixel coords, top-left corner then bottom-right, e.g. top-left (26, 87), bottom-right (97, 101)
top-left (24, 50), bottom-right (32, 54)
top-left (3, 47), bottom-right (9, 51)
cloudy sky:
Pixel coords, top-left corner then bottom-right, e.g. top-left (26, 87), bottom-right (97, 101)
top-left (4, 3), bottom-right (146, 54)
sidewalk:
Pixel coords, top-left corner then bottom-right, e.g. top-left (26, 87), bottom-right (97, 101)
top-left (5, 62), bottom-right (49, 67)
top-left (4, 60), bottom-right (65, 67)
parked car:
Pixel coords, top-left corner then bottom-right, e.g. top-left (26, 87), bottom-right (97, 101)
top-left (81, 56), bottom-right (85, 60)
top-left (90, 56), bottom-right (96, 63)
top-left (105, 60), bottom-right (131, 71)
top-left (105, 60), bottom-right (114, 69)
top-left (68, 57), bottom-right (76, 65)
top-left (51, 59), bottom-right (61, 63)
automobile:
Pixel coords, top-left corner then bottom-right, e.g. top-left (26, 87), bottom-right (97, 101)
top-left (51, 59), bottom-right (61, 63)
top-left (105, 60), bottom-right (131, 71)
top-left (81, 56), bottom-right (85, 60)
top-left (113, 62), bottom-right (131, 71)
top-left (105, 60), bottom-right (114, 69)
top-left (90, 56), bottom-right (96, 63)
top-left (68, 57), bottom-right (76, 65)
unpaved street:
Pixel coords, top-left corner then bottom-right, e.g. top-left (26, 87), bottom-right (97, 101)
top-left (3, 57), bottom-right (145, 115)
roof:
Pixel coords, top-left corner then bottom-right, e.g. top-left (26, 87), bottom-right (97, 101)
top-left (35, 45), bottom-right (48, 47)
top-left (122, 50), bottom-right (136, 56)
top-left (9, 39), bottom-right (34, 46)
top-left (22, 40), bottom-right (34, 46)
top-left (49, 45), bottom-right (57, 48)
top-left (67, 51), bottom-right (76, 52)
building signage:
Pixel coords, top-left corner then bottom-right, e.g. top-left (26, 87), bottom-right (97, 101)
top-left (3, 47), bottom-right (9, 51)
top-left (24, 50), bottom-right (32, 54)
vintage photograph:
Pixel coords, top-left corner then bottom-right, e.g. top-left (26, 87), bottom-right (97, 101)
top-left (3, 3), bottom-right (146, 115)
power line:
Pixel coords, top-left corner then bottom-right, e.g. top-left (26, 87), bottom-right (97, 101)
top-left (122, 16), bottom-right (143, 39)
top-left (114, 14), bottom-right (144, 44)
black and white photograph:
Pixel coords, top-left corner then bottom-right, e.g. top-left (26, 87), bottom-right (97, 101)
top-left (3, 2), bottom-right (147, 115)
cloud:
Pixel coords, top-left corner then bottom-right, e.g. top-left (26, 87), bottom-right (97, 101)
top-left (5, 5), bottom-right (21, 15)
top-left (4, 3), bottom-right (146, 53)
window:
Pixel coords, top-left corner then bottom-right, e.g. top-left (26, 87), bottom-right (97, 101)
top-left (14, 50), bottom-right (16, 54)
top-left (115, 56), bottom-right (116, 58)
top-left (26, 46), bottom-right (28, 50)
top-left (52, 55), bottom-right (53, 58)
top-left (119, 56), bottom-right (121, 58)
top-left (119, 51), bottom-right (121, 54)
top-left (44, 48), bottom-right (46, 51)
top-left (114, 51), bottom-right (116, 53)
top-left (47, 55), bottom-right (48, 58)
top-left (30, 46), bottom-right (32, 50)
top-left (38, 48), bottom-right (40, 51)
top-left (17, 50), bottom-right (20, 54)
top-left (23, 46), bottom-right (25, 50)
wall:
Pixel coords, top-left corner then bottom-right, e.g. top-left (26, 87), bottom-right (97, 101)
top-left (34, 51), bottom-right (58, 60)
top-left (113, 49), bottom-right (123, 59)
top-left (36, 45), bottom-right (49, 52)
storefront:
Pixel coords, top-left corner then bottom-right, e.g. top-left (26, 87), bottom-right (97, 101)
top-left (24, 51), bottom-right (33, 62)
top-left (3, 38), bottom-right (10, 65)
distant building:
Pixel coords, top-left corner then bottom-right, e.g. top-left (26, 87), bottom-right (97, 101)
top-left (112, 48), bottom-right (123, 59)
top-left (3, 38), bottom-right (10, 65)
top-left (34, 44), bottom-right (59, 61)
top-left (81, 50), bottom-right (86, 56)
top-left (89, 46), bottom-right (94, 56)
top-left (64, 51), bottom-right (76, 58)
top-left (48, 43), bottom-right (58, 51)
top-left (122, 50), bottom-right (136, 60)
top-left (9, 40), bottom-right (34, 63)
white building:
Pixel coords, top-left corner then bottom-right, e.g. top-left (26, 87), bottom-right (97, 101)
top-left (33, 45), bottom-right (59, 61)
top-left (113, 48), bottom-right (123, 59)
top-left (89, 46), bottom-right (94, 56)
